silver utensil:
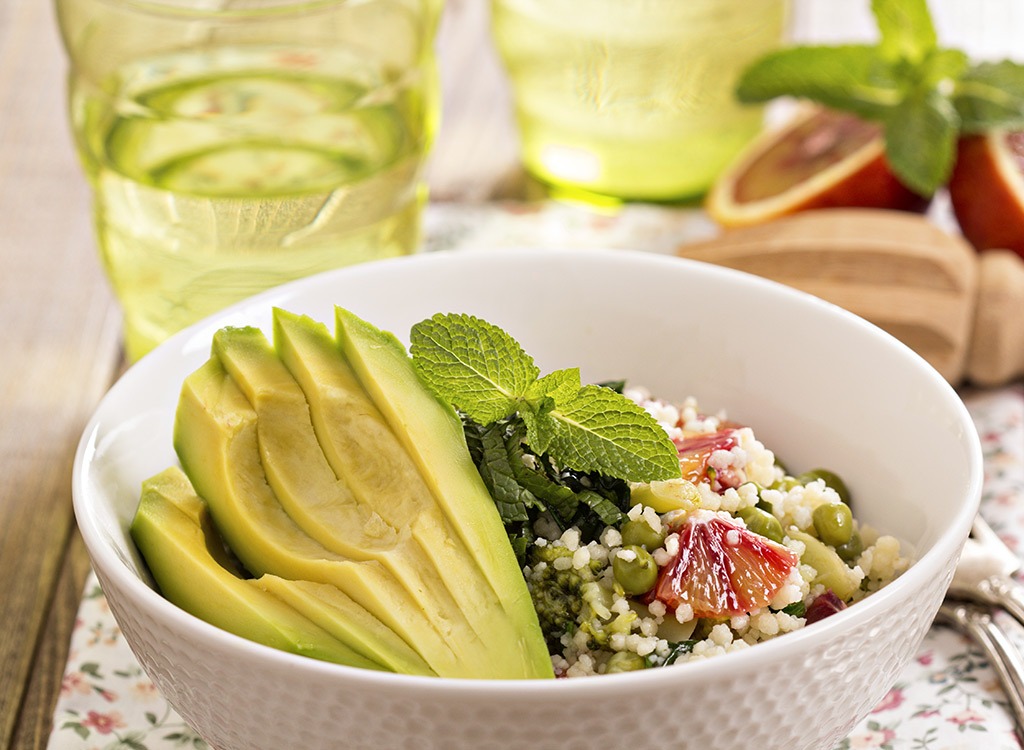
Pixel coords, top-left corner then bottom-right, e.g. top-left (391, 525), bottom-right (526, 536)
top-left (935, 599), bottom-right (1024, 744)
top-left (947, 514), bottom-right (1024, 628)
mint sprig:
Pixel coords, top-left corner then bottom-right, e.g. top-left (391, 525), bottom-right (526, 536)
top-left (410, 313), bottom-right (681, 483)
top-left (736, 0), bottom-right (1024, 195)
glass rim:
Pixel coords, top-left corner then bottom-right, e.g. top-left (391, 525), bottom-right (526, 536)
top-left (85, 0), bottom-right (354, 18)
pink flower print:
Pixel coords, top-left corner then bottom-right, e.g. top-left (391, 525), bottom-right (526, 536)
top-left (132, 680), bottom-right (160, 701)
top-left (104, 626), bottom-right (121, 646)
top-left (915, 709), bottom-right (941, 719)
top-left (916, 651), bottom-right (934, 666)
top-left (61, 672), bottom-right (92, 697)
top-left (81, 710), bottom-right (125, 735)
top-left (948, 709), bottom-right (986, 726)
top-left (849, 728), bottom-right (896, 748)
top-left (97, 688), bottom-right (118, 703)
top-left (871, 688), bottom-right (905, 713)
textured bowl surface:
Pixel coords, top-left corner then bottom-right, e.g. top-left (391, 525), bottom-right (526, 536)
top-left (73, 248), bottom-right (982, 750)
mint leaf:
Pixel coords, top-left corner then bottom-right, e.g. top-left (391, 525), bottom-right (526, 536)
top-left (955, 61), bottom-right (1024, 131)
top-left (410, 313), bottom-right (538, 425)
top-left (884, 87), bottom-right (958, 195)
top-left (918, 48), bottom-right (969, 88)
top-left (736, 46), bottom-right (898, 119)
top-left (525, 367), bottom-right (581, 412)
top-left (412, 314), bottom-right (681, 483)
top-left (527, 384), bottom-right (680, 482)
top-left (734, 0), bottom-right (1024, 197)
top-left (872, 0), bottom-right (936, 65)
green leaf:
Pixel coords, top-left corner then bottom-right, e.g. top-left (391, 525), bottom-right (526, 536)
top-left (781, 601), bottom-right (807, 617)
top-left (736, 45), bottom-right (899, 119)
top-left (410, 313), bottom-right (539, 425)
top-left (525, 367), bottom-right (581, 412)
top-left (919, 48), bottom-right (969, 89)
top-left (954, 60), bottom-right (1024, 131)
top-left (597, 379), bottom-right (626, 393)
top-left (519, 408), bottom-right (551, 455)
top-left (468, 421), bottom-right (540, 523)
top-left (576, 489), bottom-right (626, 527)
top-left (883, 87), bottom-right (958, 195)
top-left (871, 0), bottom-right (936, 65)
top-left (505, 426), bottom-right (579, 523)
top-left (528, 384), bottom-right (681, 482)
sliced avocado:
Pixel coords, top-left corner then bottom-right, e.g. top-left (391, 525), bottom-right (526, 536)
top-left (172, 357), bottom-right (467, 676)
top-left (254, 575), bottom-right (434, 676)
top-left (270, 311), bottom-right (549, 678)
top-left (211, 325), bottom-right (495, 663)
top-left (130, 466), bottom-right (383, 670)
top-left (333, 306), bottom-right (552, 678)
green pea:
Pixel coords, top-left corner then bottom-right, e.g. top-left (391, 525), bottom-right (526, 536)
top-left (604, 651), bottom-right (647, 674)
top-left (812, 502), bottom-right (854, 547)
top-left (797, 468), bottom-right (851, 505)
top-left (621, 518), bottom-right (667, 551)
top-left (835, 530), bottom-right (863, 565)
top-left (736, 506), bottom-right (784, 544)
top-left (772, 476), bottom-right (801, 492)
top-left (612, 545), bottom-right (658, 595)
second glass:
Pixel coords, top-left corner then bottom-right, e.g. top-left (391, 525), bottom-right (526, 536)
top-left (492, 0), bottom-right (788, 203)
top-left (57, 0), bottom-right (442, 360)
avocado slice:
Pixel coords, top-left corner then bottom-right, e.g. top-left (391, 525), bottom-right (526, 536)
top-left (130, 466), bottom-right (383, 670)
top-left (269, 312), bottom-right (549, 677)
top-left (172, 357), bottom-right (467, 676)
top-left (253, 575), bottom-right (434, 676)
top-left (333, 307), bottom-right (552, 678)
top-left (210, 326), bottom-right (497, 659)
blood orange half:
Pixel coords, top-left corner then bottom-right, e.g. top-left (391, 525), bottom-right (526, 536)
top-left (948, 130), bottom-right (1024, 260)
top-left (706, 106), bottom-right (929, 228)
top-left (652, 511), bottom-right (798, 619)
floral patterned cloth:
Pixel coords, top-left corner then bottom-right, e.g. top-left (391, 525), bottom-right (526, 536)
top-left (48, 203), bottom-right (1024, 750)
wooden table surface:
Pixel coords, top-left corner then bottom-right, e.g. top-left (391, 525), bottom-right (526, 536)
top-left (0, 0), bottom-right (515, 746)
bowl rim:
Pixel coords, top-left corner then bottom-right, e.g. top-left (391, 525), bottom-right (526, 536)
top-left (72, 246), bottom-right (984, 695)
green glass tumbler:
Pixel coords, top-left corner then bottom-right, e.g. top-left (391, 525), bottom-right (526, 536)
top-left (492, 0), bottom-right (788, 203)
top-left (56, 0), bottom-right (443, 360)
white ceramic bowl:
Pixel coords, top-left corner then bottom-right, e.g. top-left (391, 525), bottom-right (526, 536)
top-left (73, 248), bottom-right (982, 750)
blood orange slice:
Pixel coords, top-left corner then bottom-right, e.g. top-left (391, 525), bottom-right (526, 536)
top-left (652, 511), bottom-right (798, 619)
top-left (674, 428), bottom-right (740, 490)
top-left (706, 106), bottom-right (929, 228)
top-left (948, 130), bottom-right (1024, 260)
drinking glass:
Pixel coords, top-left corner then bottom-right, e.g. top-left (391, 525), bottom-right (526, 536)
top-left (57, 0), bottom-right (443, 360)
top-left (491, 0), bottom-right (788, 203)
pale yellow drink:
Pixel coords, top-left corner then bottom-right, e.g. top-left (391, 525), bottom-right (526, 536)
top-left (492, 0), bottom-right (788, 202)
top-left (58, 1), bottom-right (441, 360)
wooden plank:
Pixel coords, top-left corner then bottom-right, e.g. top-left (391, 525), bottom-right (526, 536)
top-left (8, 532), bottom-right (92, 750)
top-left (0, 0), bottom-right (124, 744)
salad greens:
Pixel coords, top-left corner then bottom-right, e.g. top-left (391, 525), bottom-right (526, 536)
top-left (410, 313), bottom-right (679, 563)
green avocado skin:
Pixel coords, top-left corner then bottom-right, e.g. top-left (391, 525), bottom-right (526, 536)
top-left (129, 467), bottom-right (385, 671)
